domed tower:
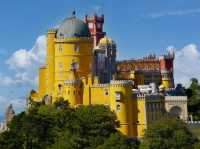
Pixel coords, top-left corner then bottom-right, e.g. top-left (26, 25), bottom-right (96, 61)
top-left (40, 11), bottom-right (94, 105)
top-left (94, 36), bottom-right (117, 83)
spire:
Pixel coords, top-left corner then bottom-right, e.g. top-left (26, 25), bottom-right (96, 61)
top-left (5, 104), bottom-right (15, 123)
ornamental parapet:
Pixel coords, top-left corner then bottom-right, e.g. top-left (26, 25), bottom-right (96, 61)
top-left (133, 93), bottom-right (163, 101)
top-left (55, 37), bottom-right (92, 42)
top-left (165, 96), bottom-right (187, 102)
top-left (110, 80), bottom-right (133, 85)
top-left (64, 79), bottom-right (81, 86)
top-left (48, 28), bottom-right (57, 33)
top-left (92, 84), bottom-right (109, 88)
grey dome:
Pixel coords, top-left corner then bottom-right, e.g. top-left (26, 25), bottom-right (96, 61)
top-left (57, 16), bottom-right (91, 38)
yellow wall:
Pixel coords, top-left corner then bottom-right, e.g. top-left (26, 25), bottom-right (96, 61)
top-left (39, 67), bottom-right (47, 98)
top-left (136, 97), bottom-right (147, 137)
top-left (162, 79), bottom-right (170, 89)
top-left (109, 81), bottom-right (134, 137)
top-left (46, 30), bottom-right (56, 96)
top-left (54, 37), bottom-right (93, 79)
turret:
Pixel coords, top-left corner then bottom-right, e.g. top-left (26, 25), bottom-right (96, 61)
top-left (159, 51), bottom-right (175, 89)
top-left (109, 80), bottom-right (135, 137)
top-left (84, 14), bottom-right (106, 47)
top-left (46, 29), bottom-right (57, 96)
top-left (94, 36), bottom-right (117, 83)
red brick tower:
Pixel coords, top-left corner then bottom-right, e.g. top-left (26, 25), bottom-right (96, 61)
top-left (159, 51), bottom-right (175, 89)
top-left (84, 14), bottom-right (106, 47)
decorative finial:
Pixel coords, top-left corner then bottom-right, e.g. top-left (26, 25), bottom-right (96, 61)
top-left (72, 10), bottom-right (76, 18)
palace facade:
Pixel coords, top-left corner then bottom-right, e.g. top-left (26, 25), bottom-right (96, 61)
top-left (30, 12), bottom-right (187, 138)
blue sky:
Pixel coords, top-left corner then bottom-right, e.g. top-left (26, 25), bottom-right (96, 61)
top-left (0, 0), bottom-right (200, 118)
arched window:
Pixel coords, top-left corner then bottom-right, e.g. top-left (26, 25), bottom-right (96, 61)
top-left (58, 45), bottom-right (63, 52)
top-left (74, 44), bottom-right (80, 52)
top-left (71, 62), bottom-right (79, 70)
top-left (116, 104), bottom-right (120, 112)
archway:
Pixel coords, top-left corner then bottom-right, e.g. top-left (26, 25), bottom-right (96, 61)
top-left (169, 106), bottom-right (182, 118)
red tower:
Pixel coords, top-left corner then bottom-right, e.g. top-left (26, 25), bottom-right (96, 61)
top-left (159, 51), bottom-right (175, 88)
top-left (84, 14), bottom-right (106, 47)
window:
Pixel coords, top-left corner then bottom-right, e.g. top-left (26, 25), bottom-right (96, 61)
top-left (115, 92), bottom-right (121, 101)
top-left (58, 84), bottom-right (62, 92)
top-left (116, 104), bottom-right (120, 112)
top-left (71, 62), bottom-right (79, 70)
top-left (104, 89), bottom-right (109, 96)
top-left (59, 63), bottom-right (63, 69)
top-left (58, 45), bottom-right (63, 52)
top-left (89, 23), bottom-right (93, 29)
top-left (75, 44), bottom-right (80, 52)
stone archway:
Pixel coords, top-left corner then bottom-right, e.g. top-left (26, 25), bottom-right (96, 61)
top-left (165, 96), bottom-right (188, 121)
top-left (169, 106), bottom-right (182, 118)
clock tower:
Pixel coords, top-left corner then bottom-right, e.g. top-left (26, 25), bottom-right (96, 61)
top-left (84, 14), bottom-right (106, 47)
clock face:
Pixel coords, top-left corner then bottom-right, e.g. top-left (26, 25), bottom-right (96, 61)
top-left (89, 23), bottom-right (93, 29)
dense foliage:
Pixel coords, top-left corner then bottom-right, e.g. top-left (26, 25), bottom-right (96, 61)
top-left (140, 117), bottom-right (198, 149)
top-left (0, 94), bottom-right (199, 149)
top-left (186, 78), bottom-right (200, 120)
top-left (0, 99), bottom-right (138, 149)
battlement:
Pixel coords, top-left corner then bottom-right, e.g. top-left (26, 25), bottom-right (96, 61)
top-left (85, 14), bottom-right (104, 22)
top-left (64, 79), bottom-right (81, 86)
top-left (134, 93), bottom-right (163, 101)
top-left (159, 52), bottom-right (175, 60)
top-left (92, 83), bottom-right (109, 88)
top-left (55, 37), bottom-right (92, 42)
top-left (110, 80), bottom-right (133, 87)
top-left (165, 96), bottom-right (187, 102)
top-left (48, 28), bottom-right (57, 33)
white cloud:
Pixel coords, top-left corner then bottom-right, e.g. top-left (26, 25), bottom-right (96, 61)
top-left (6, 35), bottom-right (46, 70)
top-left (4, 35), bottom-right (46, 86)
top-left (145, 8), bottom-right (200, 19)
top-left (171, 44), bottom-right (200, 86)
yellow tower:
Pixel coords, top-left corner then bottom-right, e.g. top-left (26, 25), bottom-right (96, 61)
top-left (109, 80), bottom-right (135, 137)
top-left (46, 29), bottom-right (56, 96)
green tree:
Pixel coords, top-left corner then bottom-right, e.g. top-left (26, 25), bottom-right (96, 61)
top-left (1, 102), bottom-right (131, 149)
top-left (97, 133), bottom-right (139, 149)
top-left (140, 117), bottom-right (197, 149)
top-left (49, 105), bottom-right (120, 149)
top-left (186, 78), bottom-right (200, 120)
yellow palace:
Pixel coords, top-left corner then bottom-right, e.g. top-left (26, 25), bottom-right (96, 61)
top-left (31, 12), bottom-right (167, 138)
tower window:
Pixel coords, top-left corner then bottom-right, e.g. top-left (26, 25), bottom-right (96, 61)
top-left (71, 62), bottom-right (79, 70)
top-left (58, 45), bottom-right (63, 52)
top-left (58, 84), bottom-right (62, 92)
top-left (116, 104), bottom-right (120, 112)
top-left (59, 63), bottom-right (63, 69)
top-left (75, 44), bottom-right (80, 52)
top-left (115, 92), bottom-right (121, 101)
top-left (89, 23), bottom-right (93, 29)
top-left (104, 89), bottom-right (109, 96)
